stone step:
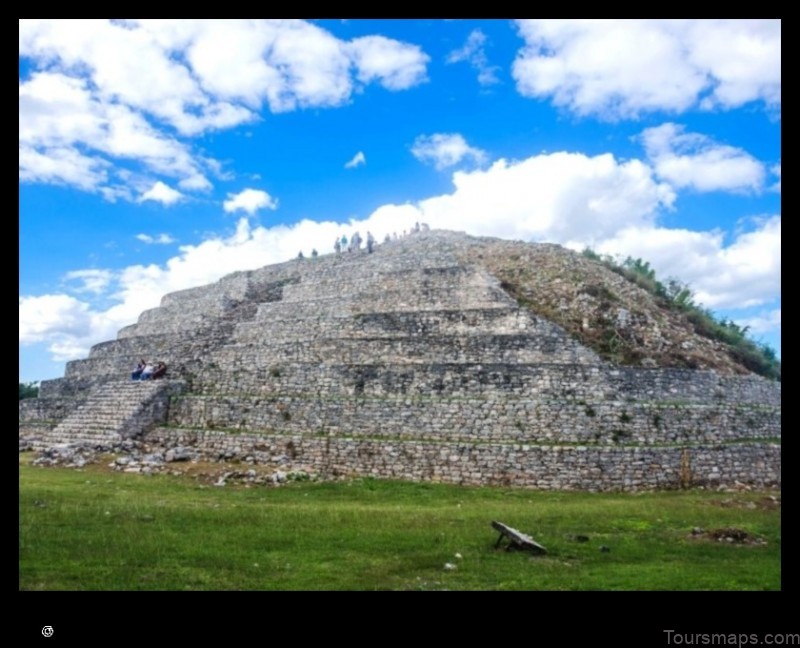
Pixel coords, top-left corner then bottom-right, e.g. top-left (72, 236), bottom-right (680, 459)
top-left (90, 331), bottom-right (205, 358)
top-left (234, 307), bottom-right (540, 343)
top-left (67, 320), bottom-right (589, 378)
top-left (67, 348), bottom-right (195, 377)
top-left (211, 332), bottom-right (599, 366)
top-left (251, 298), bottom-right (514, 322)
top-left (40, 380), bottom-right (184, 447)
top-left (281, 263), bottom-right (467, 289)
top-left (188, 361), bottom-right (610, 397)
top-left (281, 269), bottom-right (510, 307)
top-left (115, 243), bottom-right (461, 339)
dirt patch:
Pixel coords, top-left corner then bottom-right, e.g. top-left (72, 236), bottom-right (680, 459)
top-left (757, 495), bottom-right (781, 510)
top-left (689, 527), bottom-right (767, 546)
top-left (710, 495), bottom-right (780, 511)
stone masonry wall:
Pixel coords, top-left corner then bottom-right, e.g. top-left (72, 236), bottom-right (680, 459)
top-left (164, 389), bottom-right (778, 445)
top-left (18, 396), bottom-right (83, 439)
top-left (147, 427), bottom-right (781, 491)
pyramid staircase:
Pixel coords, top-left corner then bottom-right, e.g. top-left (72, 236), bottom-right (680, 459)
top-left (30, 380), bottom-right (184, 449)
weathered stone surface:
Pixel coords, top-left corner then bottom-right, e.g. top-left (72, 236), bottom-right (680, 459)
top-left (20, 230), bottom-right (781, 490)
top-left (491, 521), bottom-right (547, 554)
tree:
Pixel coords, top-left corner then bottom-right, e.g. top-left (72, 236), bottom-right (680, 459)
top-left (19, 382), bottom-right (39, 400)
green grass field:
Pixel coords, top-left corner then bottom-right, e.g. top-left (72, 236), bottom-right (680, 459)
top-left (19, 457), bottom-right (781, 591)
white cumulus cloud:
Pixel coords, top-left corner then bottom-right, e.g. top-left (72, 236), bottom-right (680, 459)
top-left (512, 19), bottom-right (781, 119)
top-left (348, 35), bottom-right (430, 91)
top-left (770, 163), bottom-right (781, 193)
top-left (345, 151), bottom-right (366, 169)
top-left (138, 181), bottom-right (184, 205)
top-left (640, 123), bottom-right (766, 193)
top-left (63, 269), bottom-right (113, 295)
top-left (19, 144), bottom-right (109, 191)
top-left (179, 174), bottom-right (213, 192)
top-left (446, 29), bottom-right (500, 86)
top-left (19, 19), bottom-right (432, 116)
top-left (19, 292), bottom-right (128, 362)
top-left (223, 188), bottom-right (278, 214)
top-left (19, 19), bottom-right (254, 136)
top-left (136, 233), bottom-right (176, 245)
top-left (411, 133), bottom-right (488, 170)
top-left (19, 294), bottom-right (93, 345)
top-left (594, 216), bottom-right (780, 309)
top-left (19, 19), bottom-right (429, 198)
top-left (737, 308), bottom-right (781, 335)
top-left (19, 71), bottom-right (214, 197)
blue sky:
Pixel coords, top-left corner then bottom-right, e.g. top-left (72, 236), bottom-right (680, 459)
top-left (19, 19), bottom-right (781, 382)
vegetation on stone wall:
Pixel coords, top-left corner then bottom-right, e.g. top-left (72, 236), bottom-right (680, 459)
top-left (467, 235), bottom-right (779, 381)
top-left (581, 249), bottom-right (781, 381)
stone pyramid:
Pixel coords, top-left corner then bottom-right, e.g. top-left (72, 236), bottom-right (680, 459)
top-left (20, 230), bottom-right (780, 490)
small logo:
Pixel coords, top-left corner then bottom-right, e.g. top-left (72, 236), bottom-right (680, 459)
top-left (42, 626), bottom-right (54, 638)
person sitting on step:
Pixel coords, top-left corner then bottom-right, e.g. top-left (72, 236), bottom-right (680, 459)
top-left (140, 362), bottom-right (156, 380)
top-left (152, 362), bottom-right (167, 380)
top-left (131, 359), bottom-right (146, 380)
